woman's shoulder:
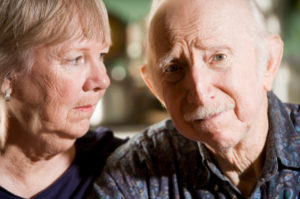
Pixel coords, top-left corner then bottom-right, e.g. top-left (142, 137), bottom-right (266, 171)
top-left (76, 127), bottom-right (126, 158)
top-left (73, 127), bottom-right (127, 179)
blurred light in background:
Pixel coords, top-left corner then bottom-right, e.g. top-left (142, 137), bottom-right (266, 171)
top-left (127, 42), bottom-right (142, 59)
top-left (111, 65), bottom-right (127, 81)
top-left (267, 15), bottom-right (281, 35)
top-left (255, 0), bottom-right (273, 12)
top-left (127, 23), bottom-right (143, 58)
top-left (90, 100), bottom-right (104, 126)
top-left (273, 64), bottom-right (291, 102)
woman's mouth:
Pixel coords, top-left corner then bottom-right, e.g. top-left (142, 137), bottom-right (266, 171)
top-left (74, 104), bottom-right (95, 112)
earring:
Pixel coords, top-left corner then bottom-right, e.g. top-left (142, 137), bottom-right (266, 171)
top-left (4, 89), bottom-right (11, 101)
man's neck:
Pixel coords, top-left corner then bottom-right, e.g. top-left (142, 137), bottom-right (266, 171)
top-left (207, 102), bottom-right (269, 196)
top-left (210, 144), bottom-right (266, 196)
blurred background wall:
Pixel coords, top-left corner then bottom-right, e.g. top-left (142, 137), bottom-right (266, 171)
top-left (90, 0), bottom-right (300, 137)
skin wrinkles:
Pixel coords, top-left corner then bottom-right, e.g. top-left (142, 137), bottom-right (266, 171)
top-left (151, 3), bottom-right (240, 78)
top-left (155, 14), bottom-right (218, 67)
top-left (142, 0), bottom-right (283, 196)
top-left (6, 39), bottom-right (110, 161)
top-left (0, 0), bottom-right (113, 196)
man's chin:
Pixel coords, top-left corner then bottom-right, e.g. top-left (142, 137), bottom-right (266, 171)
top-left (204, 131), bottom-right (243, 153)
top-left (205, 140), bottom-right (239, 154)
top-left (188, 126), bottom-right (241, 152)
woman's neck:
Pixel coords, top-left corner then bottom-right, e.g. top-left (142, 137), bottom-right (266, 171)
top-left (0, 130), bottom-right (76, 198)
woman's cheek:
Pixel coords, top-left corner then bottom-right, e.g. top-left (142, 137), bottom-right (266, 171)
top-left (54, 72), bottom-right (84, 101)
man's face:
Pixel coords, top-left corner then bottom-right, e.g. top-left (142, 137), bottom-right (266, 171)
top-left (145, 0), bottom-right (273, 151)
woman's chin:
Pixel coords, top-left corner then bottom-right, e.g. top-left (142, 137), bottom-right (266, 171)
top-left (67, 120), bottom-right (90, 139)
top-left (48, 119), bottom-right (90, 141)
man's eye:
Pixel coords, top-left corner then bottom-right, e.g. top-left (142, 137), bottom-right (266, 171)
top-left (212, 54), bottom-right (227, 62)
top-left (163, 64), bottom-right (184, 83)
top-left (165, 64), bottom-right (181, 72)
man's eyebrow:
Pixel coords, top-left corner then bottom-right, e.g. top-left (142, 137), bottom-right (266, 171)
top-left (157, 54), bottom-right (176, 69)
top-left (208, 46), bottom-right (233, 53)
top-left (194, 42), bottom-right (233, 53)
top-left (157, 46), bottom-right (182, 69)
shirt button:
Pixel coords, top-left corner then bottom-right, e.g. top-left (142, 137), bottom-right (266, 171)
top-left (231, 196), bottom-right (237, 199)
top-left (214, 185), bottom-right (219, 191)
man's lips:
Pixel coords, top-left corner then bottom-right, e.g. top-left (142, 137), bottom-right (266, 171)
top-left (193, 112), bottom-right (223, 122)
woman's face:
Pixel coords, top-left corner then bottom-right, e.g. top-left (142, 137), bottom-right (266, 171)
top-left (10, 39), bottom-right (110, 147)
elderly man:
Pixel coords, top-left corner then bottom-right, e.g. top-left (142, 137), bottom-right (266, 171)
top-left (93, 0), bottom-right (300, 198)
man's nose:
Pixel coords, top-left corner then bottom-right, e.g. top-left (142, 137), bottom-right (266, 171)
top-left (186, 65), bottom-right (213, 105)
top-left (83, 60), bottom-right (110, 92)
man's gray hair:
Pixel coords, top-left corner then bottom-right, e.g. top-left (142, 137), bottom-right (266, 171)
top-left (148, 0), bottom-right (268, 35)
top-left (247, 0), bottom-right (271, 76)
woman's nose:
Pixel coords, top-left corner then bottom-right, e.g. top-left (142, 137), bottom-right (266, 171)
top-left (83, 61), bottom-right (110, 92)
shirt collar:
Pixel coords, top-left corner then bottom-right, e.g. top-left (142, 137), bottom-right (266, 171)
top-left (197, 92), bottom-right (300, 169)
top-left (267, 91), bottom-right (300, 168)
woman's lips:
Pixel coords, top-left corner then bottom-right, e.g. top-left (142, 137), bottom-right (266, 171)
top-left (74, 104), bottom-right (95, 112)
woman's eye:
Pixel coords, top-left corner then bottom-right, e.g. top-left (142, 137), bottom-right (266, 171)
top-left (70, 56), bottom-right (84, 65)
top-left (212, 54), bottom-right (227, 62)
top-left (99, 53), bottom-right (107, 62)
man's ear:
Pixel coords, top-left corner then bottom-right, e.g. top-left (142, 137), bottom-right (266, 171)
top-left (263, 35), bottom-right (283, 91)
top-left (140, 65), bottom-right (165, 104)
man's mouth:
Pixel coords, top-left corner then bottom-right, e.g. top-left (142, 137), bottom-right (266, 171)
top-left (184, 101), bottom-right (235, 123)
top-left (193, 112), bottom-right (223, 122)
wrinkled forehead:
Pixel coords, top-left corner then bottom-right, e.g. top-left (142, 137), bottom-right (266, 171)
top-left (148, 0), bottom-right (255, 60)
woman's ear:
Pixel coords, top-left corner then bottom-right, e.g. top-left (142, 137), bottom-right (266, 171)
top-left (263, 34), bottom-right (283, 91)
top-left (1, 78), bottom-right (12, 101)
top-left (140, 65), bottom-right (165, 105)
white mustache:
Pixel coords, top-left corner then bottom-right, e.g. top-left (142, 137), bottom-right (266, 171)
top-left (183, 102), bottom-right (235, 122)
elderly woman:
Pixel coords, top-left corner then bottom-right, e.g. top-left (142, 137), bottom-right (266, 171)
top-left (0, 0), bottom-right (125, 198)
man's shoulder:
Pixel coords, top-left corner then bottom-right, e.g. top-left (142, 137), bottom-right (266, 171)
top-left (273, 102), bottom-right (300, 168)
top-left (105, 119), bottom-right (199, 169)
top-left (92, 120), bottom-right (205, 198)
top-left (283, 102), bottom-right (300, 133)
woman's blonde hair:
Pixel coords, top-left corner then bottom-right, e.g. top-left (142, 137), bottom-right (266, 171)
top-left (0, 0), bottom-right (111, 150)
